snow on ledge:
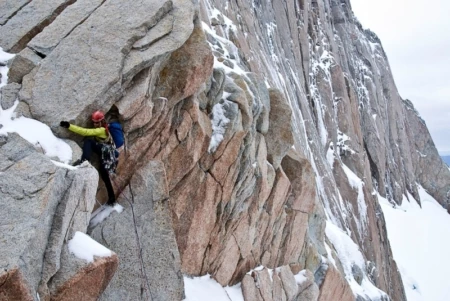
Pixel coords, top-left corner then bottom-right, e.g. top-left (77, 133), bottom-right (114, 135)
top-left (89, 203), bottom-right (124, 229)
top-left (183, 267), bottom-right (311, 301)
top-left (208, 99), bottom-right (231, 153)
top-left (183, 274), bottom-right (243, 301)
top-left (0, 100), bottom-right (73, 163)
top-left (0, 47), bottom-right (15, 88)
top-left (68, 231), bottom-right (112, 263)
top-left (378, 186), bottom-right (450, 301)
top-left (51, 160), bottom-right (78, 170)
top-left (326, 221), bottom-right (388, 300)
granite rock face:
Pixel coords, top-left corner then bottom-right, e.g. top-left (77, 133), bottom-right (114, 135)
top-left (91, 160), bottom-right (184, 301)
top-left (1, 0), bottom-right (449, 300)
top-left (0, 134), bottom-right (109, 300)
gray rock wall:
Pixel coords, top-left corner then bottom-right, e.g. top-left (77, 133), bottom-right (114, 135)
top-left (91, 160), bottom-right (184, 301)
top-left (0, 134), bottom-right (104, 300)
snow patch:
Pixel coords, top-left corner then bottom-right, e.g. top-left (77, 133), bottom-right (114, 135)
top-left (68, 231), bottom-right (112, 263)
top-left (342, 163), bottom-right (368, 233)
top-left (51, 160), bottom-right (78, 170)
top-left (337, 131), bottom-right (356, 155)
top-left (183, 274), bottom-right (243, 301)
top-left (184, 266), bottom-right (311, 301)
top-left (89, 203), bottom-right (124, 229)
top-left (208, 99), bottom-right (231, 153)
top-left (326, 222), bottom-right (388, 300)
top-left (0, 48), bottom-right (15, 88)
top-left (0, 101), bottom-right (73, 163)
top-left (416, 150), bottom-right (427, 158)
top-left (210, 8), bottom-right (237, 33)
top-left (294, 270), bottom-right (308, 285)
top-left (326, 143), bottom-right (335, 168)
top-left (378, 186), bottom-right (450, 301)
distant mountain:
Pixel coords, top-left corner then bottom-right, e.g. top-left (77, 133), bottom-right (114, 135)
top-left (442, 156), bottom-right (450, 166)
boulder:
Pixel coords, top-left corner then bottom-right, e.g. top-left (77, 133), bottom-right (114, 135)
top-left (242, 274), bottom-right (264, 301)
top-left (272, 272), bottom-right (287, 301)
top-left (318, 265), bottom-right (355, 301)
top-left (281, 149), bottom-right (317, 213)
top-left (294, 270), bottom-right (319, 301)
top-left (0, 138), bottom-right (65, 297)
top-left (278, 266), bottom-right (298, 301)
top-left (0, 83), bottom-right (21, 110)
top-left (0, 269), bottom-right (34, 301)
top-left (49, 245), bottom-right (118, 301)
top-left (6, 48), bottom-right (41, 84)
top-left (38, 163), bottom-right (99, 299)
top-left (0, 133), bottom-right (108, 300)
top-left (254, 269), bottom-right (273, 301)
top-left (264, 89), bottom-right (294, 170)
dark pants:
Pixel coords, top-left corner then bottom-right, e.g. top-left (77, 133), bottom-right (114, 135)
top-left (82, 138), bottom-right (115, 203)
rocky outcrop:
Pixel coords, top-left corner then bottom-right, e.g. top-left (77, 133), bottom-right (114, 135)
top-left (318, 265), bottom-right (354, 301)
top-left (0, 133), bottom-right (115, 299)
top-left (48, 249), bottom-right (118, 301)
top-left (242, 267), bottom-right (320, 301)
top-left (0, 134), bottom-right (69, 298)
top-left (91, 160), bottom-right (184, 301)
top-left (0, 268), bottom-right (34, 301)
top-left (2, 0), bottom-right (449, 300)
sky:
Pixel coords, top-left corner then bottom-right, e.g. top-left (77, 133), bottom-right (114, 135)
top-left (350, 0), bottom-right (450, 155)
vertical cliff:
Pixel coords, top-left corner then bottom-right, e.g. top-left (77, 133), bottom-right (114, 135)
top-left (1, 0), bottom-right (449, 300)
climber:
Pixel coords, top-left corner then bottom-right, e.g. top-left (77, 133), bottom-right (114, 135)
top-left (60, 110), bottom-right (117, 206)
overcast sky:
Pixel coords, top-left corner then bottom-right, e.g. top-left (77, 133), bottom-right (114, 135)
top-left (349, 0), bottom-right (450, 155)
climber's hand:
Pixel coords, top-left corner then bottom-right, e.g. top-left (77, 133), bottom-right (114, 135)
top-left (60, 121), bottom-right (70, 128)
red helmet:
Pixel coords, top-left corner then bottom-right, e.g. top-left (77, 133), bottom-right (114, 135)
top-left (91, 110), bottom-right (105, 122)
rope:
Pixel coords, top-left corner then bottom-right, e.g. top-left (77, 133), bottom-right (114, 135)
top-left (111, 178), bottom-right (154, 301)
top-left (95, 198), bottom-right (103, 207)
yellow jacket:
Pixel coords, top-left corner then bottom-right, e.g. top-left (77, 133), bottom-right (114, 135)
top-left (68, 124), bottom-right (110, 143)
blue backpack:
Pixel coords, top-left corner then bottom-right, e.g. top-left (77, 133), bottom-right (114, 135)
top-left (108, 121), bottom-right (124, 148)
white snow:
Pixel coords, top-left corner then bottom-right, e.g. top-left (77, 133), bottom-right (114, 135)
top-left (208, 100), bottom-right (231, 153)
top-left (0, 47), bottom-right (15, 89)
top-left (326, 143), bottom-right (335, 167)
top-left (293, 270), bottom-right (308, 285)
top-left (326, 221), bottom-right (389, 300)
top-left (68, 231), bottom-right (112, 263)
top-left (51, 160), bottom-right (78, 170)
top-left (378, 186), bottom-right (450, 301)
top-left (337, 131), bottom-right (356, 155)
top-left (89, 203), bottom-right (124, 229)
top-left (201, 22), bottom-right (248, 77)
top-left (0, 49), bottom-right (72, 164)
top-left (324, 243), bottom-right (336, 266)
top-left (183, 274), bottom-right (243, 301)
top-left (0, 101), bottom-right (73, 163)
top-left (210, 8), bottom-right (237, 32)
top-left (184, 266), bottom-right (311, 301)
top-left (416, 150), bottom-right (427, 158)
top-left (342, 163), bottom-right (368, 233)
